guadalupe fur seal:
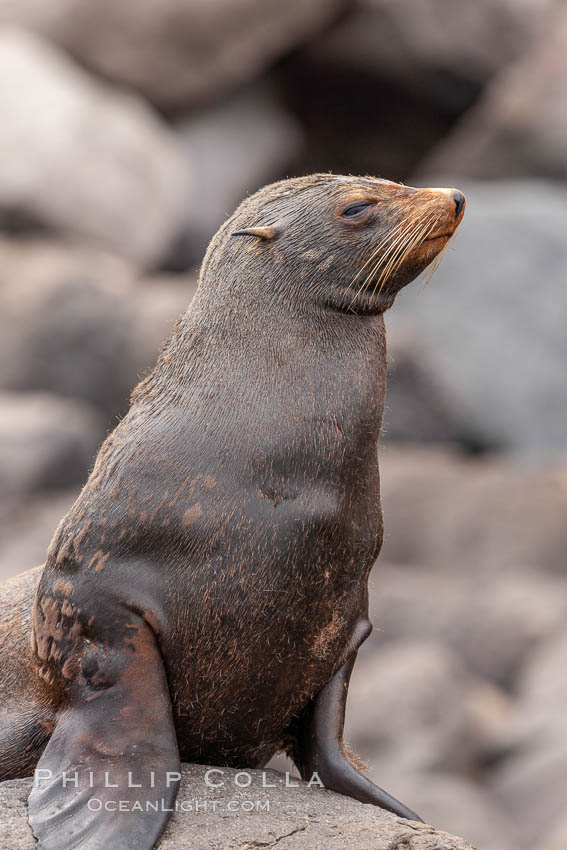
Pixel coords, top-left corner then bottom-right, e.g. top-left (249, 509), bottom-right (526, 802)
top-left (0, 174), bottom-right (465, 849)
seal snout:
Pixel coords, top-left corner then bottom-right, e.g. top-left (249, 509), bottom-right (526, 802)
top-left (428, 187), bottom-right (466, 222)
top-left (451, 189), bottom-right (466, 219)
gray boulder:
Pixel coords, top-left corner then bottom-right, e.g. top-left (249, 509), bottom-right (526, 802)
top-left (384, 326), bottom-right (491, 451)
top-left (0, 29), bottom-right (185, 268)
top-left (0, 392), bottom-right (102, 503)
top-left (490, 737), bottom-right (567, 848)
top-left (0, 490), bottom-right (77, 583)
top-left (0, 0), bottom-right (344, 111)
top-left (492, 627), bottom-right (567, 848)
top-left (358, 768), bottom-right (519, 850)
top-left (368, 562), bottom-right (567, 687)
top-left (281, 0), bottom-right (554, 178)
top-left (309, 0), bottom-right (548, 92)
top-left (419, 12), bottom-right (567, 181)
top-left (379, 447), bottom-right (567, 575)
top-left (0, 239), bottom-right (195, 422)
top-left (346, 640), bottom-right (512, 775)
top-left (389, 180), bottom-right (567, 457)
top-left (511, 626), bottom-right (567, 745)
top-left (172, 83), bottom-right (303, 266)
top-left (0, 765), bottom-right (476, 850)
top-left (537, 813), bottom-right (567, 850)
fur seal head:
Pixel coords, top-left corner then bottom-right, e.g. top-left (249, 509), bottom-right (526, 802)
top-left (200, 173), bottom-right (465, 315)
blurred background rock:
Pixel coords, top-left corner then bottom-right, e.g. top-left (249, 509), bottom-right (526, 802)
top-left (0, 1), bottom-right (565, 847)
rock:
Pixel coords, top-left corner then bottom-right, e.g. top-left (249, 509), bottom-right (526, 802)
top-left (388, 180), bottom-right (567, 457)
top-left (0, 238), bottom-right (137, 419)
top-left (0, 28), bottom-right (185, 268)
top-left (490, 737), bottom-right (567, 847)
top-left (0, 238), bottom-right (196, 422)
top-left (0, 490), bottom-right (77, 583)
top-left (345, 640), bottom-right (512, 775)
top-left (266, 757), bottom-right (517, 850)
top-left (311, 0), bottom-right (547, 91)
top-left (419, 11), bottom-right (567, 181)
top-left (0, 765), bottom-right (476, 850)
top-left (170, 83), bottom-right (303, 266)
top-left (280, 0), bottom-right (552, 178)
top-left (379, 447), bottom-right (465, 568)
top-left (0, 392), bottom-right (102, 503)
top-left (130, 275), bottom-right (199, 375)
top-left (511, 626), bottom-right (567, 744)
top-left (537, 812), bottom-right (567, 850)
top-left (491, 628), bottom-right (567, 845)
top-left (380, 446), bottom-right (567, 575)
top-left (367, 561), bottom-right (567, 687)
top-left (364, 770), bottom-right (520, 850)
top-left (0, 0), bottom-right (344, 112)
top-left (384, 325), bottom-right (493, 451)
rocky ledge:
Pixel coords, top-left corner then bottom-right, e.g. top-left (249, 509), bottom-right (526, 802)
top-left (0, 764), bottom-right (475, 850)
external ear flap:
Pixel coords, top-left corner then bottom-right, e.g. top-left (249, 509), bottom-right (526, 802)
top-left (232, 226), bottom-right (278, 241)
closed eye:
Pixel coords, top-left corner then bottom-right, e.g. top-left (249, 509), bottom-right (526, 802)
top-left (341, 201), bottom-right (376, 219)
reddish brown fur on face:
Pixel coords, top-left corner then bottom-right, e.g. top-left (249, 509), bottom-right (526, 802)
top-left (0, 174), bottom-right (464, 780)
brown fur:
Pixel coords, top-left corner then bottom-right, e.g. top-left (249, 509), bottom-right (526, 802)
top-left (0, 567), bottom-right (59, 778)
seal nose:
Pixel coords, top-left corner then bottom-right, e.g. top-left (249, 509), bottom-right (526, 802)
top-left (452, 190), bottom-right (465, 218)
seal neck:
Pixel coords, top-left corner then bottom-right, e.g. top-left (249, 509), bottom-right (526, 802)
top-left (188, 277), bottom-right (387, 355)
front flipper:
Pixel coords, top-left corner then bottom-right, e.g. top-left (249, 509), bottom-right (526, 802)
top-left (290, 647), bottom-right (423, 822)
top-left (28, 620), bottom-right (180, 850)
